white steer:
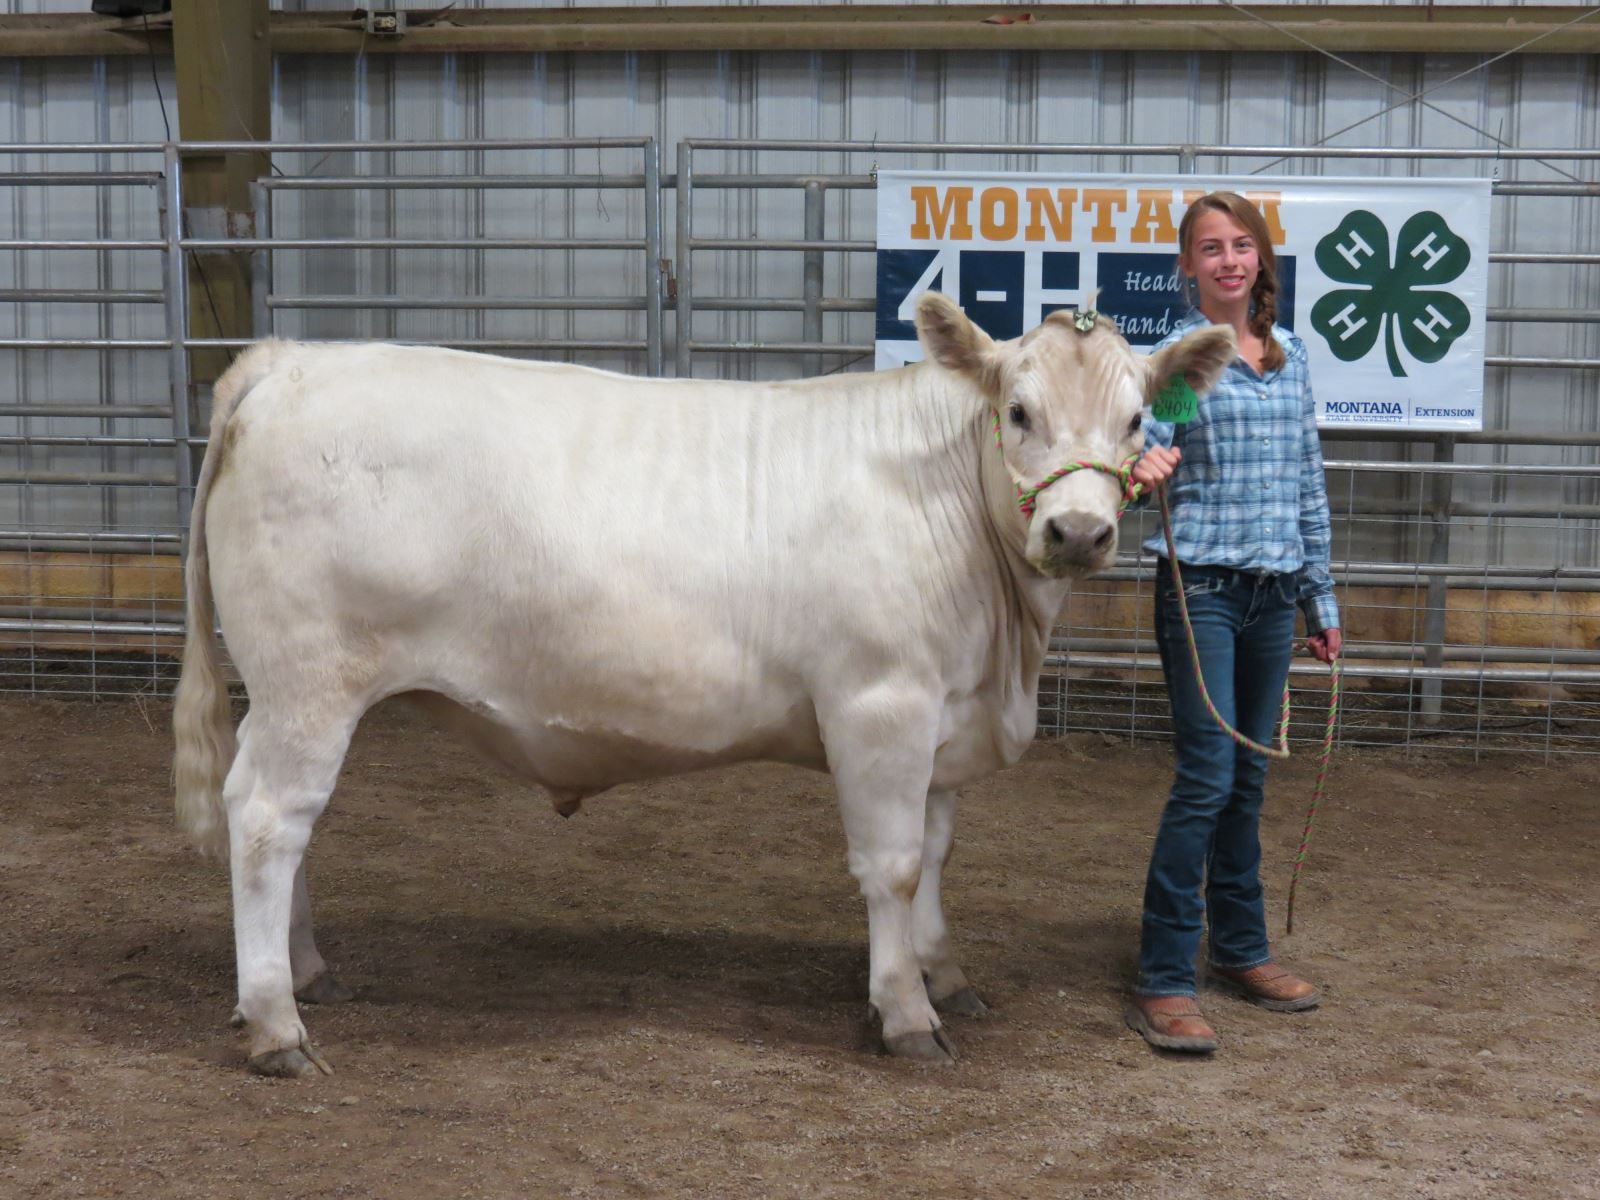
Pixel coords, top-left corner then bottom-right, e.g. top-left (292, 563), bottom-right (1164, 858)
top-left (173, 293), bottom-right (1234, 1076)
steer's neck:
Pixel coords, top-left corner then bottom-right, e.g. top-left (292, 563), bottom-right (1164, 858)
top-left (844, 361), bottom-right (1071, 727)
top-left (960, 386), bottom-right (1073, 723)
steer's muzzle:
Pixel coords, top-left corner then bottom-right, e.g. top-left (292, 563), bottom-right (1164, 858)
top-left (1030, 508), bottom-right (1119, 576)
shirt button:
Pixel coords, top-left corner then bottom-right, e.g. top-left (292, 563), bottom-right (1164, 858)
top-left (1263, 437), bottom-right (1271, 447)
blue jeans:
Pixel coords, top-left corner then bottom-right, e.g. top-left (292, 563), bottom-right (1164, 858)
top-left (1136, 559), bottom-right (1298, 997)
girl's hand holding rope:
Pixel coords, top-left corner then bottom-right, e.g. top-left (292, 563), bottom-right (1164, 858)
top-left (1131, 445), bottom-right (1182, 492)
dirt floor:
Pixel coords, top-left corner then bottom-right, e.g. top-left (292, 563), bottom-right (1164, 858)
top-left (2, 696), bottom-right (1597, 1200)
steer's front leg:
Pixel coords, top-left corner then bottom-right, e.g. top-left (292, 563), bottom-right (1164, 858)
top-left (822, 686), bottom-right (954, 1064)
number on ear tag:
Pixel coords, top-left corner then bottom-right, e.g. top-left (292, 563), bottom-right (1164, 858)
top-left (1152, 377), bottom-right (1198, 424)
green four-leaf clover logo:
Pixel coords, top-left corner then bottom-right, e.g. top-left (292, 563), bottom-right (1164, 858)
top-left (1310, 210), bottom-right (1472, 378)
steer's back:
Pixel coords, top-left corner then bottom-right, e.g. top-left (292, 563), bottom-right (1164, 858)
top-left (203, 341), bottom-right (998, 788)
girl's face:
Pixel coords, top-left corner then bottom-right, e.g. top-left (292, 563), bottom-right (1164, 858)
top-left (1181, 208), bottom-right (1261, 316)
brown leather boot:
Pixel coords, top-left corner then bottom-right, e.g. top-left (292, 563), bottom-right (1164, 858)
top-left (1124, 995), bottom-right (1219, 1053)
top-left (1209, 962), bottom-right (1321, 1012)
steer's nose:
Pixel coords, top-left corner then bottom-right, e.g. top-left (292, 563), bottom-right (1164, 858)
top-left (1044, 513), bottom-right (1116, 563)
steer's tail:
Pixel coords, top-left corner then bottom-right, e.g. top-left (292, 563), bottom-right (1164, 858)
top-left (172, 341), bottom-right (284, 858)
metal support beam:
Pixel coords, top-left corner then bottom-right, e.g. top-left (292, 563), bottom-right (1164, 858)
top-left (3, 6), bottom-right (1597, 57)
top-left (171, 0), bottom-right (269, 391)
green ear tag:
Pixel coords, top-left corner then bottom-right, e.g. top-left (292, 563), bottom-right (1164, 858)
top-left (1152, 378), bottom-right (1198, 424)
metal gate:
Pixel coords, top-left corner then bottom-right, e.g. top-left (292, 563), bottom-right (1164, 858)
top-left (1, 137), bottom-right (662, 697)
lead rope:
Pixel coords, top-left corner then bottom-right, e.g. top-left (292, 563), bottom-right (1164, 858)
top-left (1155, 484), bottom-right (1340, 935)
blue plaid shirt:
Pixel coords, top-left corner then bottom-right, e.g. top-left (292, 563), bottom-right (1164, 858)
top-left (1141, 311), bottom-right (1340, 635)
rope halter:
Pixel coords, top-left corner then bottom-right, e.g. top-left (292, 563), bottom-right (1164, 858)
top-left (990, 411), bottom-right (1145, 521)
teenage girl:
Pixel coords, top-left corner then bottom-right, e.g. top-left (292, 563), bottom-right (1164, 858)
top-left (1125, 190), bottom-right (1341, 1053)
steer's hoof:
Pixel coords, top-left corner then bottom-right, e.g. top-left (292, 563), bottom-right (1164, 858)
top-left (295, 972), bottom-right (355, 1006)
top-left (865, 1004), bottom-right (959, 1064)
top-left (247, 1041), bottom-right (334, 1079)
top-left (932, 986), bottom-right (990, 1019)
top-left (884, 1025), bottom-right (959, 1065)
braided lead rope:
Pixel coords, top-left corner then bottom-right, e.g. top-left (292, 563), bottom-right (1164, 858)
top-left (990, 411), bottom-right (1144, 519)
top-left (1155, 484), bottom-right (1341, 935)
top-left (1287, 662), bottom-right (1340, 936)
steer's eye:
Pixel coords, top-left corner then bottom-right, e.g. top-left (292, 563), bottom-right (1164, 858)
top-left (1126, 413), bottom-right (1143, 436)
top-left (1008, 402), bottom-right (1030, 432)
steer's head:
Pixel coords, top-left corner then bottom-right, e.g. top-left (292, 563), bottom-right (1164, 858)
top-left (915, 293), bottom-right (1236, 578)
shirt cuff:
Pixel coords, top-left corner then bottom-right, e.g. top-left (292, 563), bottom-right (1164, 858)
top-left (1301, 593), bottom-right (1340, 636)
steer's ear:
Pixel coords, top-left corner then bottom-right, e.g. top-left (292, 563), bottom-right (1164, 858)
top-left (915, 292), bottom-right (996, 378)
top-left (1144, 324), bottom-right (1237, 405)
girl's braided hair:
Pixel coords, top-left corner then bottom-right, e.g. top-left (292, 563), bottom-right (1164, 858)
top-left (1178, 191), bottom-right (1285, 374)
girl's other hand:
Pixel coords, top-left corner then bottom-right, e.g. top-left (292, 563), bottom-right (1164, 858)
top-left (1306, 628), bottom-right (1342, 663)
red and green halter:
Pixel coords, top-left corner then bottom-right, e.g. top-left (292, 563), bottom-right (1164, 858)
top-left (990, 410), bottom-right (1145, 521)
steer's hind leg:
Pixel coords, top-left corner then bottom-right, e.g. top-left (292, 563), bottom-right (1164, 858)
top-left (226, 709), bottom-right (356, 1078)
top-left (822, 688), bottom-right (954, 1064)
top-left (916, 790), bottom-right (988, 1019)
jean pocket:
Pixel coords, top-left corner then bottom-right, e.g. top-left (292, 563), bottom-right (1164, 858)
top-left (1272, 577), bottom-right (1300, 607)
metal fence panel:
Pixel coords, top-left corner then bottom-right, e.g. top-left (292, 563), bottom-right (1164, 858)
top-left (0, 136), bottom-right (661, 700)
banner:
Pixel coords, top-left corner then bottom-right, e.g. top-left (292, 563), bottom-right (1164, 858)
top-left (874, 172), bottom-right (1491, 430)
